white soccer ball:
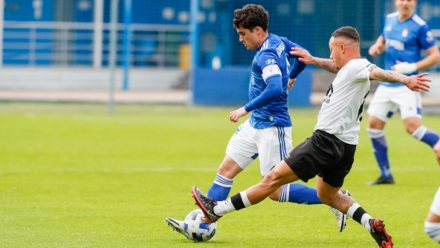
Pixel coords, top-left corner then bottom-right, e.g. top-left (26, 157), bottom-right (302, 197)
top-left (184, 209), bottom-right (217, 242)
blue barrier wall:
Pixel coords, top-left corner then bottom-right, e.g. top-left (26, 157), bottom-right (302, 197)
top-left (192, 67), bottom-right (312, 107)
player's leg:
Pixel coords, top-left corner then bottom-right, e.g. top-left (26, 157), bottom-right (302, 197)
top-left (316, 177), bottom-right (393, 247)
top-left (257, 126), bottom-right (321, 204)
top-left (425, 187), bottom-right (440, 243)
top-left (192, 160), bottom-right (300, 223)
top-left (403, 117), bottom-right (440, 165)
top-left (207, 120), bottom-right (257, 201)
top-left (367, 86), bottom-right (396, 185)
top-left (398, 89), bottom-right (440, 164)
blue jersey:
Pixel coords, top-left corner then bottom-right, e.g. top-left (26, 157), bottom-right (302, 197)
top-left (381, 12), bottom-right (436, 87)
top-left (244, 33), bottom-right (306, 129)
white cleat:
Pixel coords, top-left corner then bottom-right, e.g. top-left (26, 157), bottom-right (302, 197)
top-left (165, 216), bottom-right (191, 240)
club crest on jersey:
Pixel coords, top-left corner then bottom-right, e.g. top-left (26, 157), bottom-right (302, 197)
top-left (401, 28), bottom-right (408, 38)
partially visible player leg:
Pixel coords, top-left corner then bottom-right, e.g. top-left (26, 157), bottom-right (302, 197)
top-left (408, 120), bottom-right (440, 165)
top-left (400, 90), bottom-right (440, 165)
top-left (367, 116), bottom-right (395, 185)
top-left (425, 187), bottom-right (440, 243)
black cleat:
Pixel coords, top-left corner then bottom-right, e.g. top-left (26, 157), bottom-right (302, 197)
top-left (192, 186), bottom-right (221, 223)
top-left (165, 217), bottom-right (191, 240)
top-left (369, 218), bottom-right (393, 248)
top-left (368, 176), bottom-right (395, 186)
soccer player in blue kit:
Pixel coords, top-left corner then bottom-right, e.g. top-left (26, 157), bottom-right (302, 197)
top-left (367, 0), bottom-right (440, 185)
top-left (165, 4), bottom-right (348, 239)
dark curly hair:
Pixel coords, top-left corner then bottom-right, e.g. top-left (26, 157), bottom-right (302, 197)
top-left (233, 4), bottom-right (269, 31)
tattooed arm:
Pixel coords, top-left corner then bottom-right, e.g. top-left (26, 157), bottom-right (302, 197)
top-left (369, 67), bottom-right (431, 92)
top-left (290, 47), bottom-right (339, 73)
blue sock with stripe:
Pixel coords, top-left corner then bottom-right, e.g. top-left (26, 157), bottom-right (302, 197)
top-left (207, 173), bottom-right (233, 201)
top-left (278, 183), bottom-right (321, 204)
top-left (367, 128), bottom-right (392, 178)
top-left (412, 126), bottom-right (440, 148)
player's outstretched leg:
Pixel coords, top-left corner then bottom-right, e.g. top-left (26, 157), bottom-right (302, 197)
top-left (369, 218), bottom-right (393, 248)
top-left (192, 187), bottom-right (222, 223)
top-left (165, 217), bottom-right (191, 240)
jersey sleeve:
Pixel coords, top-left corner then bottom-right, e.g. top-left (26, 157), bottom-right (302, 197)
top-left (280, 37), bottom-right (307, 79)
top-left (417, 24), bottom-right (436, 50)
top-left (355, 60), bottom-right (377, 83)
top-left (244, 50), bottom-right (283, 112)
top-left (257, 50), bottom-right (282, 81)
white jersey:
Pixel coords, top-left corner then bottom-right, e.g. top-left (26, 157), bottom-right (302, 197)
top-left (315, 59), bottom-right (376, 145)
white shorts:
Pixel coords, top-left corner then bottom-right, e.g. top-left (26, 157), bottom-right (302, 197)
top-left (367, 85), bottom-right (422, 122)
top-left (226, 119), bottom-right (292, 176)
top-left (430, 187), bottom-right (440, 216)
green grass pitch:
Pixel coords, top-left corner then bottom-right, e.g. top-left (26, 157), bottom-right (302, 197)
top-left (0, 103), bottom-right (439, 248)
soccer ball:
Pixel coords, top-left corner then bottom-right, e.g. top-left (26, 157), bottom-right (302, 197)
top-left (184, 209), bottom-right (217, 242)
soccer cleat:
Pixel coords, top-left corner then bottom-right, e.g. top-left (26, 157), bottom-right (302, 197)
top-left (329, 189), bottom-right (350, 232)
top-left (192, 186), bottom-right (221, 223)
top-left (369, 218), bottom-right (393, 248)
top-left (165, 217), bottom-right (191, 240)
top-left (368, 176), bottom-right (395, 186)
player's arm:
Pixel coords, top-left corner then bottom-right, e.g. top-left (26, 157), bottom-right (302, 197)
top-left (229, 56), bottom-right (283, 122)
top-left (281, 37), bottom-right (307, 89)
top-left (414, 45), bottom-right (440, 71)
top-left (369, 67), bottom-right (431, 92)
top-left (368, 35), bottom-right (385, 57)
top-left (290, 47), bottom-right (338, 73)
top-left (394, 25), bottom-right (440, 74)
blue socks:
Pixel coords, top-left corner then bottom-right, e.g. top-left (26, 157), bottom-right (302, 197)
top-left (367, 129), bottom-right (392, 178)
top-left (412, 126), bottom-right (440, 148)
top-left (207, 174), bottom-right (233, 201)
top-left (278, 183), bottom-right (322, 204)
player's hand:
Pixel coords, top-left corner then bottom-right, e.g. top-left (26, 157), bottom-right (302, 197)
top-left (288, 78), bottom-right (296, 90)
top-left (290, 47), bottom-right (315, 64)
top-left (403, 73), bottom-right (430, 92)
top-left (229, 107), bottom-right (248, 123)
top-left (393, 62), bottom-right (417, 74)
top-left (368, 44), bottom-right (382, 57)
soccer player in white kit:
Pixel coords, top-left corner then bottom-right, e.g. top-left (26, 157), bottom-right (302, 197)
top-left (192, 26), bottom-right (431, 248)
top-left (425, 187), bottom-right (440, 243)
top-left (367, 0), bottom-right (440, 185)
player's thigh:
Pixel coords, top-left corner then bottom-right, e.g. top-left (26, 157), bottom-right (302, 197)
top-left (367, 86), bottom-right (398, 122)
top-left (225, 119), bottom-right (258, 170)
top-left (394, 88), bottom-right (422, 119)
top-left (256, 126), bottom-right (292, 176)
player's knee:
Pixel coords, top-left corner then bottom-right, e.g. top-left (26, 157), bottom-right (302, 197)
top-left (262, 170), bottom-right (284, 190)
top-left (424, 221), bottom-right (440, 243)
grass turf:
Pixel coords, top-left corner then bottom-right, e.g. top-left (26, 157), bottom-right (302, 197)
top-left (0, 103), bottom-right (439, 247)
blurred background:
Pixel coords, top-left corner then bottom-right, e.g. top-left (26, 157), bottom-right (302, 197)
top-left (0, 0), bottom-right (439, 109)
